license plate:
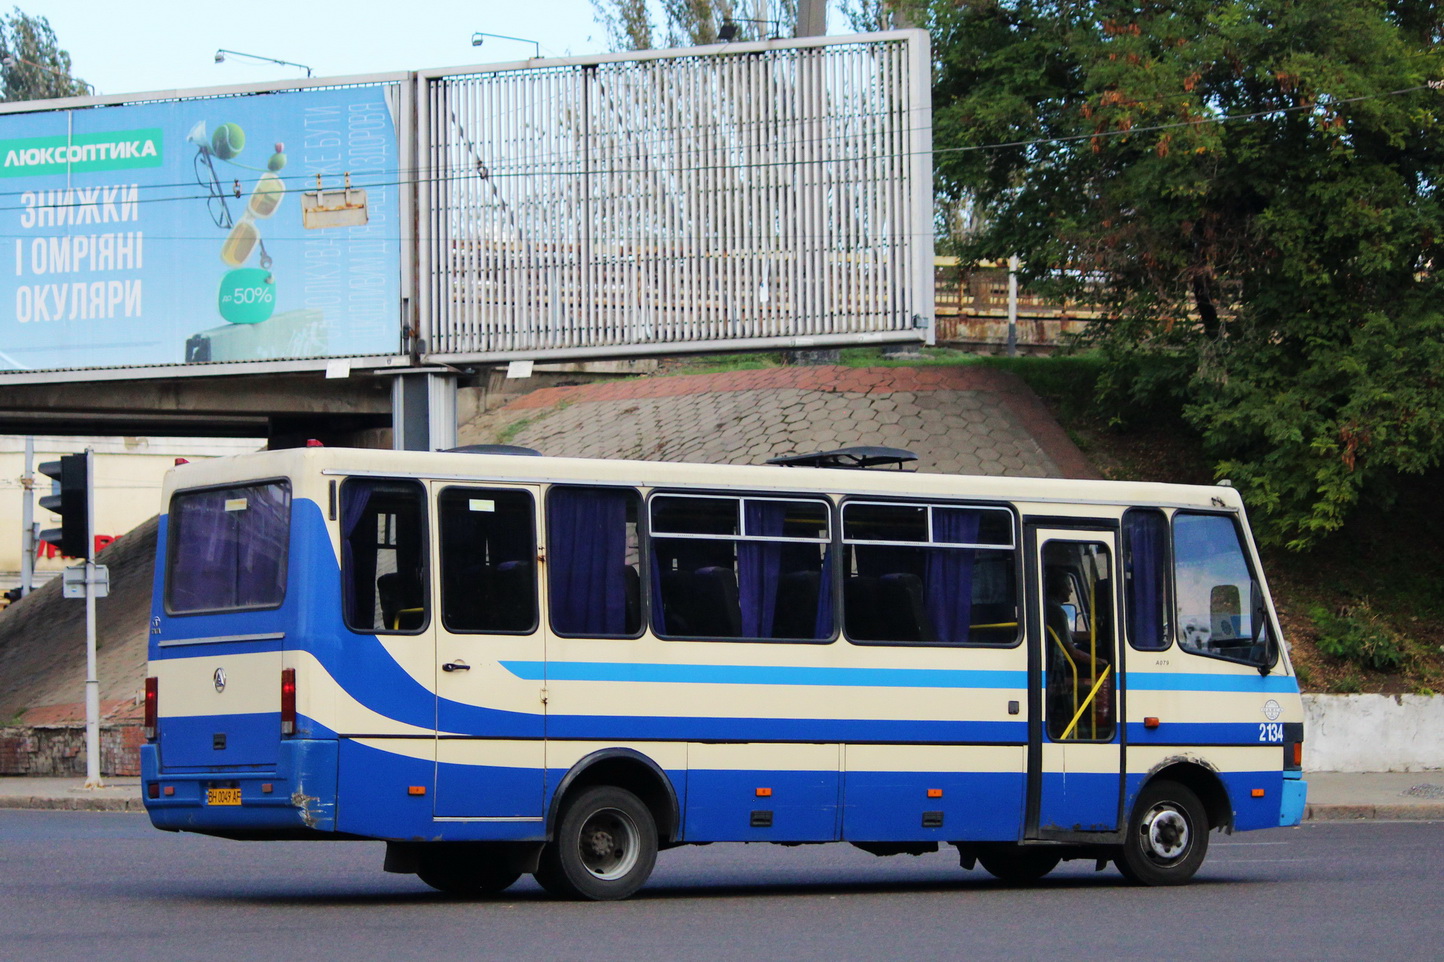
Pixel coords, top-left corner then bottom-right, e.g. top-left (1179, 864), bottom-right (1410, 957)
top-left (207, 787), bottom-right (242, 806)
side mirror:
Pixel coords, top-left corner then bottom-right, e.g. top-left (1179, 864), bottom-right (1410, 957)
top-left (1250, 579), bottom-right (1277, 675)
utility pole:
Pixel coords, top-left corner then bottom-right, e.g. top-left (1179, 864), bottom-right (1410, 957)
top-left (20, 437), bottom-right (35, 597)
top-left (39, 449), bottom-right (106, 788)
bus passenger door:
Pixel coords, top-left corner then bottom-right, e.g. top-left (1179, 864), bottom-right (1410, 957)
top-left (431, 483), bottom-right (548, 821)
top-left (1026, 525), bottom-right (1123, 837)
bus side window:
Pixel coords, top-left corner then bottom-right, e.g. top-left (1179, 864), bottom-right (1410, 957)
top-left (439, 487), bottom-right (538, 634)
top-left (548, 486), bottom-right (642, 637)
top-left (648, 494), bottom-right (833, 642)
top-left (1123, 508), bottom-right (1170, 650)
top-left (842, 501), bottom-right (1018, 646)
top-left (341, 479), bottom-right (428, 634)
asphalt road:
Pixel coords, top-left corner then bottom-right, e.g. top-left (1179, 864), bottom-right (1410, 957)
top-left (2, 811), bottom-right (1441, 961)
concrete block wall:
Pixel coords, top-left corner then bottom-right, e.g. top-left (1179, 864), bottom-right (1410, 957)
top-left (1, 696), bottom-right (1436, 778)
top-left (1302, 694), bottom-right (1444, 773)
top-left (0, 724), bottom-right (142, 777)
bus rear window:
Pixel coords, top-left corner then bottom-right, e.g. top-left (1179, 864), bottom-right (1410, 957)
top-left (167, 481), bottom-right (290, 614)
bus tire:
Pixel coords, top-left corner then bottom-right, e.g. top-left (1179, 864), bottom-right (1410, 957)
top-left (534, 786), bottom-right (657, 901)
top-left (415, 849), bottom-right (521, 897)
top-left (1116, 779), bottom-right (1208, 886)
top-left (976, 844), bottom-right (1060, 884)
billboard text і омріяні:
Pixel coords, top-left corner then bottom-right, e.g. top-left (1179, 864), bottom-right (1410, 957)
top-left (1, 85), bottom-right (402, 372)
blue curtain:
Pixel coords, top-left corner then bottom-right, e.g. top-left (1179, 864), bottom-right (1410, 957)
top-left (1125, 511), bottom-right (1167, 650)
top-left (549, 487), bottom-right (630, 635)
top-left (340, 483), bottom-right (375, 627)
top-left (738, 501), bottom-right (788, 637)
top-left (925, 508), bottom-right (979, 644)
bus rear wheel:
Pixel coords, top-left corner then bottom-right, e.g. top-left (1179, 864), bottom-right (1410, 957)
top-left (1116, 779), bottom-right (1208, 886)
top-left (535, 786), bottom-right (657, 901)
top-left (976, 844), bottom-right (1061, 884)
top-left (415, 848), bottom-right (522, 897)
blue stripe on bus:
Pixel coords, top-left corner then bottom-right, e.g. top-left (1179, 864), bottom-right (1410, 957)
top-left (546, 714), bottom-right (1026, 744)
top-left (1125, 672), bottom-right (1299, 694)
top-left (504, 660), bottom-right (1028, 689)
top-left (1124, 721), bottom-right (1287, 745)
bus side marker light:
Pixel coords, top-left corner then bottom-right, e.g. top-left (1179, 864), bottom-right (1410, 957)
top-left (261, 783), bottom-right (273, 794)
top-left (143, 677), bottom-right (158, 740)
top-left (280, 669), bottom-right (297, 736)
top-left (1144, 717), bottom-right (1160, 729)
top-left (927, 788), bottom-right (943, 798)
top-left (755, 787), bottom-right (772, 797)
top-left (1293, 742), bottom-right (1303, 766)
top-left (1251, 788), bottom-right (1266, 798)
top-left (164, 786), bottom-right (175, 797)
top-left (408, 786), bottom-right (427, 796)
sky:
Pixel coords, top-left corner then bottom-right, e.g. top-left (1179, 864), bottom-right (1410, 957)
top-left (26, 1), bottom-right (615, 97)
top-left (23, 1), bottom-right (847, 98)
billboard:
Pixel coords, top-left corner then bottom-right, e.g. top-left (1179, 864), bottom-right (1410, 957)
top-left (0, 84), bottom-right (402, 373)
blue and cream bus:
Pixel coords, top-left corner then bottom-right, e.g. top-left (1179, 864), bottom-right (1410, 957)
top-left (141, 444), bottom-right (1306, 899)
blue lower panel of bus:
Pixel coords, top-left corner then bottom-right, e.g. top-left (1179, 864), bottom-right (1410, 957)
top-left (157, 711), bottom-right (283, 769)
top-left (1122, 769), bottom-right (1286, 832)
top-left (843, 771), bottom-right (1024, 842)
top-left (142, 739), bottom-right (338, 835)
top-left (1038, 772), bottom-right (1121, 832)
top-left (683, 769), bottom-right (840, 842)
top-left (334, 739), bottom-right (549, 842)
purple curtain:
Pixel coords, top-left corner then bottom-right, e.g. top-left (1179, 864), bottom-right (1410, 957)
top-left (924, 507), bottom-right (980, 644)
top-left (738, 501), bottom-right (788, 637)
top-left (169, 484), bottom-right (288, 612)
top-left (549, 487), bottom-right (630, 635)
top-left (1125, 510), bottom-right (1167, 650)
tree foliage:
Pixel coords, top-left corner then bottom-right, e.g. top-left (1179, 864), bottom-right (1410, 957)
top-left (0, 7), bottom-right (89, 102)
top-left (592, 0), bottom-right (800, 50)
top-left (921, 0), bottom-right (1444, 548)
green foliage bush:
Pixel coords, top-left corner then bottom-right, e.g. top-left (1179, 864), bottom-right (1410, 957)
top-left (1309, 602), bottom-right (1408, 673)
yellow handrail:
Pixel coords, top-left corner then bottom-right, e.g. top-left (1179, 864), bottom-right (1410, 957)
top-left (1060, 665), bottom-right (1112, 741)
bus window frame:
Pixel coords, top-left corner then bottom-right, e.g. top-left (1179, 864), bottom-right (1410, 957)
top-left (339, 476), bottom-right (431, 637)
top-left (839, 496), bottom-right (1023, 649)
top-left (1170, 508), bottom-right (1276, 670)
top-left (645, 488), bottom-right (839, 645)
top-left (1122, 506), bottom-right (1173, 653)
top-left (545, 483), bottom-right (646, 641)
top-left (436, 483), bottom-right (540, 637)
top-left (163, 477), bottom-right (292, 617)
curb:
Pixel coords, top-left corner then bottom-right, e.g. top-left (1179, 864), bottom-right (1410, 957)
top-left (1305, 803), bottom-right (1444, 822)
top-left (0, 794), bottom-right (146, 813)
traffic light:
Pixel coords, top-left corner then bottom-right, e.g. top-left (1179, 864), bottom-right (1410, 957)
top-left (38, 451), bottom-right (92, 560)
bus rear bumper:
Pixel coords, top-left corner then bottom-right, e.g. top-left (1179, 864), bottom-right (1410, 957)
top-left (1280, 772), bottom-right (1308, 827)
top-left (141, 739), bottom-right (339, 837)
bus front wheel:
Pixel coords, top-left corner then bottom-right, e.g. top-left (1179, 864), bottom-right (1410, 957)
top-left (1116, 779), bottom-right (1208, 886)
top-left (535, 786), bottom-right (658, 900)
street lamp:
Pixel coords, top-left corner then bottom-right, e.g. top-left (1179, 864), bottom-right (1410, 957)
top-left (470, 32), bottom-right (542, 58)
top-left (214, 49), bottom-right (313, 78)
top-left (0, 54), bottom-right (95, 95)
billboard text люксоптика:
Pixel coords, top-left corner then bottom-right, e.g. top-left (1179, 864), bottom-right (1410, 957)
top-left (0, 85), bottom-right (402, 372)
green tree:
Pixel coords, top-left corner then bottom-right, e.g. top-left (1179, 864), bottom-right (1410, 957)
top-left (923, 0), bottom-right (1444, 548)
top-left (592, 0), bottom-right (800, 50)
top-left (0, 7), bottom-right (89, 101)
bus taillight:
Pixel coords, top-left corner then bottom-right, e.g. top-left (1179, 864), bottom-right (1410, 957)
top-left (281, 668), bottom-right (297, 736)
top-left (144, 677), bottom-right (158, 741)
